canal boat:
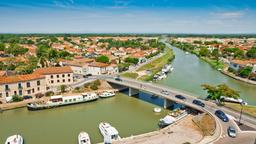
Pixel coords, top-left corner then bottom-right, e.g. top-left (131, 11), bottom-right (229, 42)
top-left (78, 131), bottom-right (91, 144)
top-left (5, 134), bottom-right (23, 144)
top-left (99, 122), bottom-right (120, 143)
top-left (99, 91), bottom-right (115, 98)
top-left (158, 115), bottom-right (176, 128)
top-left (162, 64), bottom-right (173, 74)
top-left (27, 93), bottom-right (98, 111)
top-left (154, 107), bottom-right (162, 113)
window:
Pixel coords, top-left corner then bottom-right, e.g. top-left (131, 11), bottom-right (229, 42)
top-left (0, 93), bottom-right (2, 97)
top-left (63, 79), bottom-right (65, 83)
top-left (37, 87), bottom-right (40, 91)
top-left (65, 100), bottom-right (68, 102)
top-left (37, 80), bottom-right (40, 86)
top-left (26, 82), bottom-right (30, 88)
top-left (62, 74), bottom-right (65, 77)
top-left (51, 75), bottom-right (53, 78)
top-left (19, 90), bottom-right (22, 95)
top-left (32, 88), bottom-right (35, 93)
top-left (68, 79), bottom-right (71, 82)
top-left (51, 80), bottom-right (54, 83)
top-left (18, 83), bottom-right (22, 88)
top-left (6, 92), bottom-right (9, 97)
top-left (57, 80), bottom-right (60, 83)
top-left (14, 91), bottom-right (17, 95)
top-left (5, 85), bottom-right (9, 90)
top-left (73, 98), bottom-right (76, 101)
top-left (68, 74), bottom-right (70, 77)
top-left (69, 99), bottom-right (72, 102)
top-left (27, 90), bottom-right (31, 94)
top-left (57, 75), bottom-right (59, 78)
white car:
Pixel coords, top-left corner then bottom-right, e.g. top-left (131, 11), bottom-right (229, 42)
top-left (227, 126), bottom-right (237, 138)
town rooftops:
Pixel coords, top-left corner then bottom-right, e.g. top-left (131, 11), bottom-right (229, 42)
top-left (34, 66), bottom-right (73, 75)
top-left (231, 59), bottom-right (256, 66)
top-left (0, 73), bottom-right (44, 85)
top-left (89, 62), bottom-right (110, 68)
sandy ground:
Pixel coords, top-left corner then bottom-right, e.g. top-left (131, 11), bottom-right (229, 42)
top-left (113, 115), bottom-right (204, 144)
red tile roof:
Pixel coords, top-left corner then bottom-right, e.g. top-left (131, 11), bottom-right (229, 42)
top-left (0, 73), bottom-right (44, 85)
top-left (89, 62), bottom-right (110, 68)
top-left (34, 66), bottom-right (73, 75)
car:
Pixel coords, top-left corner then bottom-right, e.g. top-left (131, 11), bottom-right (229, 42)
top-left (215, 110), bottom-right (229, 122)
top-left (23, 95), bottom-right (33, 100)
top-left (175, 95), bottom-right (186, 100)
top-left (114, 76), bottom-right (122, 81)
top-left (161, 90), bottom-right (169, 95)
top-left (192, 99), bottom-right (205, 107)
top-left (227, 126), bottom-right (237, 138)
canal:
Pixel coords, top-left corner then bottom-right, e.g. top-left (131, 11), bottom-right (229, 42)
top-left (159, 41), bottom-right (256, 105)
top-left (0, 93), bottom-right (168, 144)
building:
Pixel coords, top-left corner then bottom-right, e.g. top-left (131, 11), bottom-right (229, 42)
top-left (229, 59), bottom-right (256, 72)
top-left (87, 62), bottom-right (118, 75)
top-left (0, 73), bottom-right (46, 99)
top-left (34, 66), bottom-right (74, 88)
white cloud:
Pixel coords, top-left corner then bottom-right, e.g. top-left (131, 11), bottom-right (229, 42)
top-left (211, 11), bottom-right (245, 19)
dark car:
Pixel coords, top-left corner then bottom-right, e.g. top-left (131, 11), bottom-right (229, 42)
top-left (215, 110), bottom-right (229, 122)
top-left (227, 126), bottom-right (237, 138)
top-left (114, 76), bottom-right (122, 81)
top-left (23, 95), bottom-right (33, 100)
top-left (192, 99), bottom-right (205, 107)
top-left (175, 95), bottom-right (186, 100)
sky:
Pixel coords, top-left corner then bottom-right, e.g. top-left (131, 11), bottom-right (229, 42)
top-left (0, 0), bottom-right (256, 34)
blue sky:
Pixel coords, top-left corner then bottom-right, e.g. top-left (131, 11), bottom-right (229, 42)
top-left (0, 0), bottom-right (256, 33)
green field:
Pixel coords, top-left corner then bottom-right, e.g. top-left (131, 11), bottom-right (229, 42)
top-left (225, 103), bottom-right (256, 118)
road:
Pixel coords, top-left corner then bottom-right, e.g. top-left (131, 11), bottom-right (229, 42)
top-left (95, 75), bottom-right (256, 144)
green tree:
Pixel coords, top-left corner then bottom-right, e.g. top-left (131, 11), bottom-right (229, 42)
top-left (0, 43), bottom-right (5, 51)
top-left (201, 84), bottom-right (240, 104)
top-left (246, 47), bottom-right (256, 58)
top-left (5, 43), bottom-right (28, 56)
top-left (239, 66), bottom-right (252, 78)
top-left (60, 85), bottom-right (67, 93)
top-left (96, 55), bottom-right (109, 63)
top-left (199, 47), bottom-right (210, 57)
top-left (234, 49), bottom-right (244, 59)
top-left (124, 57), bottom-right (139, 65)
top-left (12, 95), bottom-right (23, 102)
top-left (211, 49), bottom-right (220, 60)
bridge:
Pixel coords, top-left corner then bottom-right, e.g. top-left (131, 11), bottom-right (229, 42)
top-left (92, 75), bottom-right (256, 144)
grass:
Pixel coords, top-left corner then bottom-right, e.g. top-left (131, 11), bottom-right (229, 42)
top-left (121, 72), bottom-right (139, 79)
top-left (225, 102), bottom-right (256, 118)
top-left (137, 48), bottom-right (174, 81)
top-left (201, 57), bottom-right (225, 70)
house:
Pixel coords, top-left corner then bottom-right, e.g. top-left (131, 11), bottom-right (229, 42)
top-left (87, 62), bottom-right (118, 75)
top-left (229, 59), bottom-right (256, 72)
top-left (0, 73), bottom-right (46, 99)
top-left (34, 66), bottom-right (74, 88)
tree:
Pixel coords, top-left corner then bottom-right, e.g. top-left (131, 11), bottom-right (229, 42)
top-left (124, 57), bottom-right (139, 65)
top-left (96, 55), bottom-right (109, 63)
top-left (211, 49), bottom-right (220, 61)
top-left (0, 43), bottom-right (5, 51)
top-left (5, 43), bottom-right (28, 56)
top-left (201, 84), bottom-right (240, 104)
top-left (234, 49), bottom-right (244, 59)
top-left (246, 47), bottom-right (256, 58)
top-left (199, 47), bottom-right (210, 57)
top-left (60, 85), bottom-right (67, 93)
top-left (239, 66), bottom-right (252, 78)
top-left (12, 95), bottom-right (23, 102)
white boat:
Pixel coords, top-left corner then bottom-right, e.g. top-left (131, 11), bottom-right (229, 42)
top-left (185, 52), bottom-right (189, 55)
top-left (158, 115), bottom-right (176, 128)
top-left (162, 64), bottom-right (173, 73)
top-left (157, 73), bottom-right (167, 80)
top-left (27, 93), bottom-right (98, 110)
top-left (5, 135), bottom-right (23, 144)
top-left (99, 91), bottom-right (115, 98)
top-left (78, 131), bottom-right (91, 144)
top-left (99, 122), bottom-right (120, 143)
top-left (154, 107), bottom-right (162, 113)
top-left (220, 96), bottom-right (248, 105)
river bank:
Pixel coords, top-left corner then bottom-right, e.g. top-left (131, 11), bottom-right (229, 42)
top-left (221, 69), bottom-right (256, 85)
top-left (122, 48), bottom-right (174, 81)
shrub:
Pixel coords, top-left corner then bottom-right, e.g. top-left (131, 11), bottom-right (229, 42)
top-left (12, 95), bottom-right (23, 102)
top-left (90, 83), bottom-right (98, 90)
top-left (45, 91), bottom-right (54, 97)
top-left (35, 93), bottom-right (44, 98)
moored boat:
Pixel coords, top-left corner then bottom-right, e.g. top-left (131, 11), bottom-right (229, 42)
top-left (99, 91), bottom-right (115, 98)
top-left (5, 134), bottom-right (23, 144)
top-left (99, 122), bottom-right (120, 143)
top-left (154, 107), bottom-right (162, 113)
top-left (78, 131), bottom-right (91, 144)
top-left (158, 115), bottom-right (176, 128)
top-left (27, 93), bottom-right (98, 111)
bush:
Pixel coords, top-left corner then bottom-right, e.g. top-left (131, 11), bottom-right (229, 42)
top-left (94, 79), bottom-right (101, 86)
top-left (12, 95), bottom-right (23, 102)
top-left (35, 93), bottom-right (44, 98)
top-left (90, 83), bottom-right (98, 90)
top-left (83, 83), bottom-right (90, 88)
top-left (45, 91), bottom-right (54, 97)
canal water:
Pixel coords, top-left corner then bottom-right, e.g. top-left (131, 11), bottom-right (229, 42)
top-left (159, 42), bottom-right (256, 105)
top-left (0, 93), bottom-right (168, 144)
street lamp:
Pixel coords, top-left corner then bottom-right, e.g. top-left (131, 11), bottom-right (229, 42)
top-left (238, 101), bottom-right (245, 125)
